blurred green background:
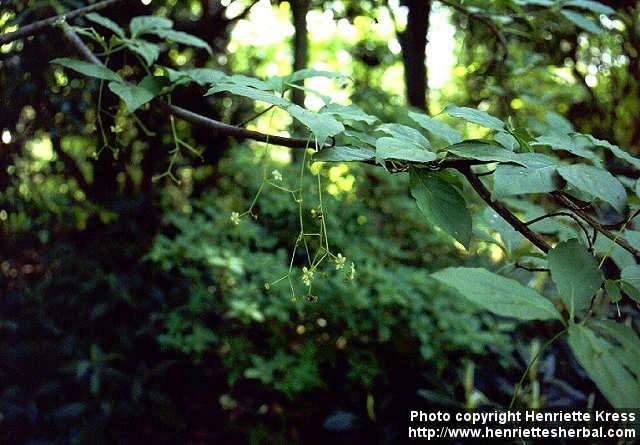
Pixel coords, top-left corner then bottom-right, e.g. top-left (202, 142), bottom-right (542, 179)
top-left (1, 0), bottom-right (639, 443)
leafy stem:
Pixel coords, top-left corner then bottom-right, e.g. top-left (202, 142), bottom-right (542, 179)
top-left (508, 329), bottom-right (568, 410)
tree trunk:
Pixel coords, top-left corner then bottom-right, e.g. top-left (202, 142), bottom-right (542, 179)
top-left (399, 0), bottom-right (431, 112)
top-left (291, 0), bottom-right (310, 110)
top-left (290, 0), bottom-right (310, 154)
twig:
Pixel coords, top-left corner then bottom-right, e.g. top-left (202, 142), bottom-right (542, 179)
top-left (458, 165), bottom-right (551, 254)
top-left (552, 192), bottom-right (640, 260)
top-left (237, 104), bottom-right (276, 127)
top-left (525, 211), bottom-right (593, 251)
top-left (509, 329), bottom-right (567, 410)
top-left (0, 0), bottom-right (122, 46)
top-left (226, 0), bottom-right (260, 25)
top-left (438, 0), bottom-right (509, 62)
top-left (515, 264), bottom-right (550, 273)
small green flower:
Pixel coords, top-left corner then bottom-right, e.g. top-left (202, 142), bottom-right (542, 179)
top-left (271, 169), bottom-right (283, 182)
top-left (344, 261), bottom-right (355, 282)
top-left (310, 208), bottom-right (323, 220)
top-left (301, 266), bottom-right (314, 287)
top-left (335, 253), bottom-right (346, 270)
top-left (230, 211), bottom-right (241, 225)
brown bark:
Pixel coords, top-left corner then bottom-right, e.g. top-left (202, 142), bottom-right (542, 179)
top-left (398, 0), bottom-right (431, 112)
top-left (291, 0), bottom-right (311, 109)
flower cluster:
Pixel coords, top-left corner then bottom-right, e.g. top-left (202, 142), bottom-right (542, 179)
top-left (344, 262), bottom-right (355, 282)
top-left (301, 266), bottom-right (314, 287)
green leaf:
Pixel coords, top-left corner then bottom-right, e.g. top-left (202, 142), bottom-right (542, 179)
top-left (313, 146), bottom-right (374, 162)
top-left (51, 58), bottom-right (122, 82)
top-left (583, 135), bottom-right (640, 170)
top-left (620, 265), bottom-right (640, 302)
top-left (343, 129), bottom-right (377, 147)
top-left (283, 69), bottom-right (346, 84)
top-left (621, 264), bottom-right (640, 285)
top-left (492, 154), bottom-right (562, 198)
top-left (561, 10), bottom-right (603, 34)
top-left (557, 164), bottom-right (627, 214)
top-left (124, 39), bottom-right (160, 66)
top-left (206, 84), bottom-right (290, 108)
top-left (534, 133), bottom-right (602, 166)
top-left (286, 104), bottom-right (344, 148)
top-left (562, 0), bottom-right (615, 15)
top-left (378, 123), bottom-right (430, 148)
top-left (146, 29), bottom-right (212, 55)
top-left (548, 239), bottom-right (603, 317)
top-left (568, 323), bottom-right (640, 408)
top-left (604, 279), bottom-right (621, 303)
top-left (320, 103), bottom-right (378, 124)
top-left (443, 105), bottom-right (505, 131)
top-left (479, 207), bottom-right (524, 253)
top-left (86, 13), bottom-right (125, 38)
top-left (376, 137), bottom-right (437, 163)
top-left (222, 74), bottom-right (277, 91)
top-left (410, 169), bottom-right (471, 247)
top-left (431, 267), bottom-right (563, 320)
top-left (108, 77), bottom-right (161, 113)
top-left (138, 74), bottom-right (167, 96)
top-left (593, 235), bottom-right (636, 271)
top-left (283, 82), bottom-right (332, 104)
top-left (510, 127), bottom-right (536, 152)
top-left (408, 112), bottom-right (462, 145)
top-left (590, 320), bottom-right (640, 375)
top-left (620, 282), bottom-right (640, 303)
top-left (495, 132), bottom-right (518, 151)
top-left (130, 15), bottom-right (173, 38)
top-left (445, 141), bottom-right (529, 166)
top-left (164, 67), bottom-right (226, 86)
top-left (545, 112), bottom-right (574, 133)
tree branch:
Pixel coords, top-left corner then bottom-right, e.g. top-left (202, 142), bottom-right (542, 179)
top-left (162, 103), bottom-right (317, 148)
top-left (438, 0), bottom-right (508, 62)
top-left (552, 192), bottom-right (640, 260)
top-left (225, 0), bottom-right (260, 25)
top-left (525, 211), bottom-right (593, 251)
top-left (0, 0), bottom-right (122, 46)
top-left (458, 165), bottom-right (551, 253)
top-left (63, 29), bottom-right (321, 149)
top-left (41, 17), bottom-right (640, 265)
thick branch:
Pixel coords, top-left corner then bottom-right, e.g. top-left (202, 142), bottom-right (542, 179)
top-left (0, 0), bottom-right (122, 46)
top-left (458, 165), bottom-right (551, 254)
top-left (552, 192), bottom-right (640, 260)
top-left (163, 103), bottom-right (317, 148)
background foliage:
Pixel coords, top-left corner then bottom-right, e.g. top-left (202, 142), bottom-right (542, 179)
top-left (1, 0), bottom-right (640, 443)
